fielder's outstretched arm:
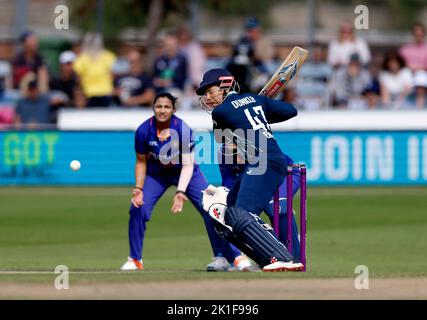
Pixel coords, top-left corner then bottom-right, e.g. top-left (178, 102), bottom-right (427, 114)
top-left (177, 152), bottom-right (195, 193)
top-left (135, 153), bottom-right (147, 189)
top-left (171, 152), bottom-right (194, 214)
top-left (132, 153), bottom-right (147, 207)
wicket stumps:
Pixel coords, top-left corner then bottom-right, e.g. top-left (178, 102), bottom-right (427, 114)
top-left (273, 164), bottom-right (307, 271)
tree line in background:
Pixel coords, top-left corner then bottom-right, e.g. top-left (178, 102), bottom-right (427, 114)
top-left (71, 0), bottom-right (427, 38)
top-left (71, 0), bottom-right (282, 39)
top-left (69, 0), bottom-right (426, 72)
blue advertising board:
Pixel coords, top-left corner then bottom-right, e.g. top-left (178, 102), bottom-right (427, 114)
top-left (1, 131), bottom-right (427, 185)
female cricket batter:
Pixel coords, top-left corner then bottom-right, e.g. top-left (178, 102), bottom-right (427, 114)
top-left (120, 92), bottom-right (252, 271)
top-left (197, 68), bottom-right (303, 271)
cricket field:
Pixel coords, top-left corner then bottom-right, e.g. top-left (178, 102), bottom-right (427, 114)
top-left (0, 186), bottom-right (426, 299)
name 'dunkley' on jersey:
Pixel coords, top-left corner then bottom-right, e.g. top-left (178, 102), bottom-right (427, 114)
top-left (231, 96), bottom-right (256, 109)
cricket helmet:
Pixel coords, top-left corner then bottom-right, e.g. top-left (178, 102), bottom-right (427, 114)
top-left (196, 68), bottom-right (235, 95)
top-left (197, 68), bottom-right (240, 113)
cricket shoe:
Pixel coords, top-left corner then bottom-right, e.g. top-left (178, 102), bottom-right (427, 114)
top-left (262, 261), bottom-right (304, 272)
top-left (230, 255), bottom-right (261, 272)
top-left (120, 257), bottom-right (143, 271)
top-left (206, 256), bottom-right (230, 272)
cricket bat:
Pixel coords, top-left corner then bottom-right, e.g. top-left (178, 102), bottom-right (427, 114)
top-left (258, 46), bottom-right (309, 99)
top-left (259, 46), bottom-right (308, 238)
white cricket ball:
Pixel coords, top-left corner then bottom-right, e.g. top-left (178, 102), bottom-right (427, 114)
top-left (70, 160), bottom-right (81, 171)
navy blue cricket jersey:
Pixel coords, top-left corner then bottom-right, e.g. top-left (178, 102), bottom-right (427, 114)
top-left (212, 92), bottom-right (297, 175)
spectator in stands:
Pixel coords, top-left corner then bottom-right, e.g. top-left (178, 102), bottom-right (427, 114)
top-left (399, 22), bottom-right (427, 72)
top-left (332, 53), bottom-right (372, 109)
top-left (49, 51), bottom-right (79, 123)
top-left (226, 23), bottom-right (254, 92)
top-left (11, 31), bottom-right (49, 93)
top-left (73, 32), bottom-right (116, 107)
top-left (177, 24), bottom-right (207, 90)
top-left (177, 24), bottom-right (207, 109)
top-left (327, 22), bottom-right (371, 68)
top-left (114, 49), bottom-right (155, 107)
top-left (153, 32), bottom-right (188, 99)
top-left (50, 51), bottom-right (78, 106)
top-left (51, 51), bottom-right (77, 100)
top-left (379, 52), bottom-right (413, 108)
top-left (413, 70), bottom-right (427, 109)
top-left (0, 61), bottom-right (11, 101)
top-left (300, 44), bottom-right (331, 82)
top-left (226, 16), bottom-right (274, 92)
top-left (14, 73), bottom-right (51, 129)
top-left (251, 19), bottom-right (275, 77)
top-left (0, 61), bottom-right (14, 125)
top-left (296, 43), bottom-right (332, 109)
top-left (362, 86), bottom-right (382, 109)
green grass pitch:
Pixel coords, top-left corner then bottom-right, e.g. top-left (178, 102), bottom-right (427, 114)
top-left (0, 186), bottom-right (426, 283)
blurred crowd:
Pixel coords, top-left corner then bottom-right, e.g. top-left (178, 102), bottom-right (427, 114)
top-left (0, 17), bottom-right (426, 128)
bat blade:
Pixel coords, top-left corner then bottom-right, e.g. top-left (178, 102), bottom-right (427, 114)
top-left (259, 46), bottom-right (309, 98)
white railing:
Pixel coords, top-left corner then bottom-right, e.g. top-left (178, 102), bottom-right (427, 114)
top-left (57, 109), bottom-right (427, 131)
